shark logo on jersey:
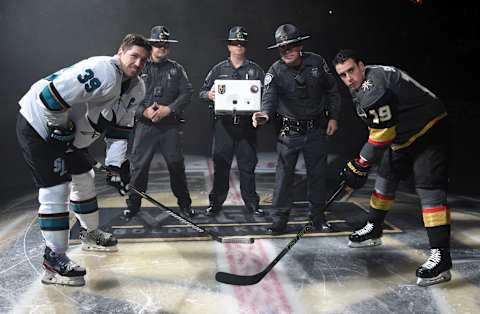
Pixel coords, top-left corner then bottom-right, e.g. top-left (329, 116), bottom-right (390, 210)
top-left (361, 79), bottom-right (373, 92)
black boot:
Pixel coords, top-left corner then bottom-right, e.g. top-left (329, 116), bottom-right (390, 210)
top-left (312, 215), bottom-right (334, 233)
top-left (267, 219), bottom-right (288, 235)
top-left (123, 198), bottom-right (140, 221)
top-left (205, 203), bottom-right (222, 216)
top-left (416, 248), bottom-right (452, 287)
top-left (180, 203), bottom-right (195, 218)
top-left (123, 207), bottom-right (140, 221)
top-left (245, 203), bottom-right (265, 216)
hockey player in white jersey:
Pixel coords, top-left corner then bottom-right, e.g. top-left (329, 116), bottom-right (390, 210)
top-left (16, 34), bottom-right (151, 286)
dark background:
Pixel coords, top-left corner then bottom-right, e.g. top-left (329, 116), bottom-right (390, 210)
top-left (1, 0), bottom-right (478, 201)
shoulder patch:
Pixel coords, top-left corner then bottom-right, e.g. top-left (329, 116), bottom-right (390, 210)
top-left (264, 73), bottom-right (273, 86)
top-left (321, 59), bottom-right (332, 74)
top-left (169, 67), bottom-right (178, 76)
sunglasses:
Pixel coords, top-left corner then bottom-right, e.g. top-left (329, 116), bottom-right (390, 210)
top-left (228, 41), bottom-right (247, 47)
top-left (152, 42), bottom-right (170, 49)
top-left (278, 43), bottom-right (301, 52)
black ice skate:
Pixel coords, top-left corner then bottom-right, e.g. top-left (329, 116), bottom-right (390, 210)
top-left (416, 248), bottom-right (452, 287)
top-left (42, 246), bottom-right (86, 286)
top-left (348, 221), bottom-right (383, 248)
top-left (79, 227), bottom-right (118, 252)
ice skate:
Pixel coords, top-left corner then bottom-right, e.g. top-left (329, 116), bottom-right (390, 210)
top-left (41, 246), bottom-right (86, 286)
top-left (416, 248), bottom-right (452, 287)
top-left (79, 227), bottom-right (118, 252)
top-left (348, 221), bottom-right (383, 248)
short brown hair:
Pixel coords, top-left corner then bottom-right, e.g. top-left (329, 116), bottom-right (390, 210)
top-left (119, 33), bottom-right (151, 54)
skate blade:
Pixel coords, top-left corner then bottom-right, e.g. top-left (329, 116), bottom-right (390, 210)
top-left (348, 238), bottom-right (382, 248)
top-left (82, 243), bottom-right (118, 252)
top-left (41, 270), bottom-right (85, 287)
top-left (416, 270), bottom-right (452, 287)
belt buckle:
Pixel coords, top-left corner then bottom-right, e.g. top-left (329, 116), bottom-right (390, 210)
top-left (233, 115), bottom-right (240, 125)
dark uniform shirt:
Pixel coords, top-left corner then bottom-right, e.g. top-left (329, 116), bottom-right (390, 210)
top-left (352, 65), bottom-right (447, 162)
top-left (199, 58), bottom-right (265, 106)
top-left (262, 52), bottom-right (341, 121)
top-left (136, 58), bottom-right (193, 125)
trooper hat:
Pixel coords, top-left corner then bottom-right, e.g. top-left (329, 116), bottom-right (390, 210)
top-left (227, 26), bottom-right (248, 42)
top-left (148, 25), bottom-right (179, 43)
top-left (267, 24), bottom-right (310, 49)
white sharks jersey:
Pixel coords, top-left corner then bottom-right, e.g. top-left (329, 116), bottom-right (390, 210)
top-left (19, 56), bottom-right (145, 154)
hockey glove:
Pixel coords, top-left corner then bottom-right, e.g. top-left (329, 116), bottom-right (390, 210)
top-left (46, 121), bottom-right (75, 151)
top-left (343, 158), bottom-right (370, 189)
top-left (106, 160), bottom-right (131, 196)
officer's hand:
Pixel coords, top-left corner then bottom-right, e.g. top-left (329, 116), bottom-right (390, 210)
top-left (105, 160), bottom-right (131, 196)
top-left (143, 104), bottom-right (158, 120)
top-left (326, 119), bottom-right (338, 136)
top-left (208, 89), bottom-right (215, 101)
top-left (342, 158), bottom-right (370, 189)
top-left (252, 112), bottom-right (269, 128)
top-left (46, 120), bottom-right (75, 151)
top-left (151, 105), bottom-right (171, 122)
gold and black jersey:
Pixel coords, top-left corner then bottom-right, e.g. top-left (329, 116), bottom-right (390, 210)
top-left (351, 65), bottom-right (447, 162)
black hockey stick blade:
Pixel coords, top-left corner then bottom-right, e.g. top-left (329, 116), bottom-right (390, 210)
top-left (215, 181), bottom-right (346, 285)
top-left (220, 236), bottom-right (255, 244)
top-left (129, 186), bottom-right (254, 244)
top-left (216, 267), bottom-right (268, 286)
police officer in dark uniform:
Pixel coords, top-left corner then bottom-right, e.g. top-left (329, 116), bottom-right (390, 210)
top-left (125, 26), bottom-right (195, 219)
top-left (333, 49), bottom-right (451, 287)
top-left (199, 26), bottom-right (265, 217)
top-left (253, 24), bottom-right (341, 235)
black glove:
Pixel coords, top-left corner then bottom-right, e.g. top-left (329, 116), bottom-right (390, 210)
top-left (46, 121), bottom-right (75, 151)
top-left (343, 158), bottom-right (370, 189)
top-left (106, 160), bottom-right (131, 196)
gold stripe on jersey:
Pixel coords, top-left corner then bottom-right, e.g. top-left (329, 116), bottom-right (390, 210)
top-left (391, 112), bottom-right (448, 151)
top-left (370, 191), bottom-right (394, 211)
top-left (368, 126), bottom-right (396, 146)
top-left (422, 205), bottom-right (450, 227)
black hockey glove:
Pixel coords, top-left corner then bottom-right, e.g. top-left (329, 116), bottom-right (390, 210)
top-left (46, 121), bottom-right (75, 151)
top-left (106, 160), bottom-right (131, 196)
top-left (343, 158), bottom-right (370, 189)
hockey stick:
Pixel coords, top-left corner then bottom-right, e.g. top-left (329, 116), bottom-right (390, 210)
top-left (129, 186), bottom-right (254, 244)
top-left (215, 180), bottom-right (346, 285)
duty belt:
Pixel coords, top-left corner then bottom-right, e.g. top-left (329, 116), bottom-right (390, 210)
top-left (280, 116), bottom-right (321, 135)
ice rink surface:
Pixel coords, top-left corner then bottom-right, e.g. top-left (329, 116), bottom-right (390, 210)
top-left (1, 154), bottom-right (479, 314)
